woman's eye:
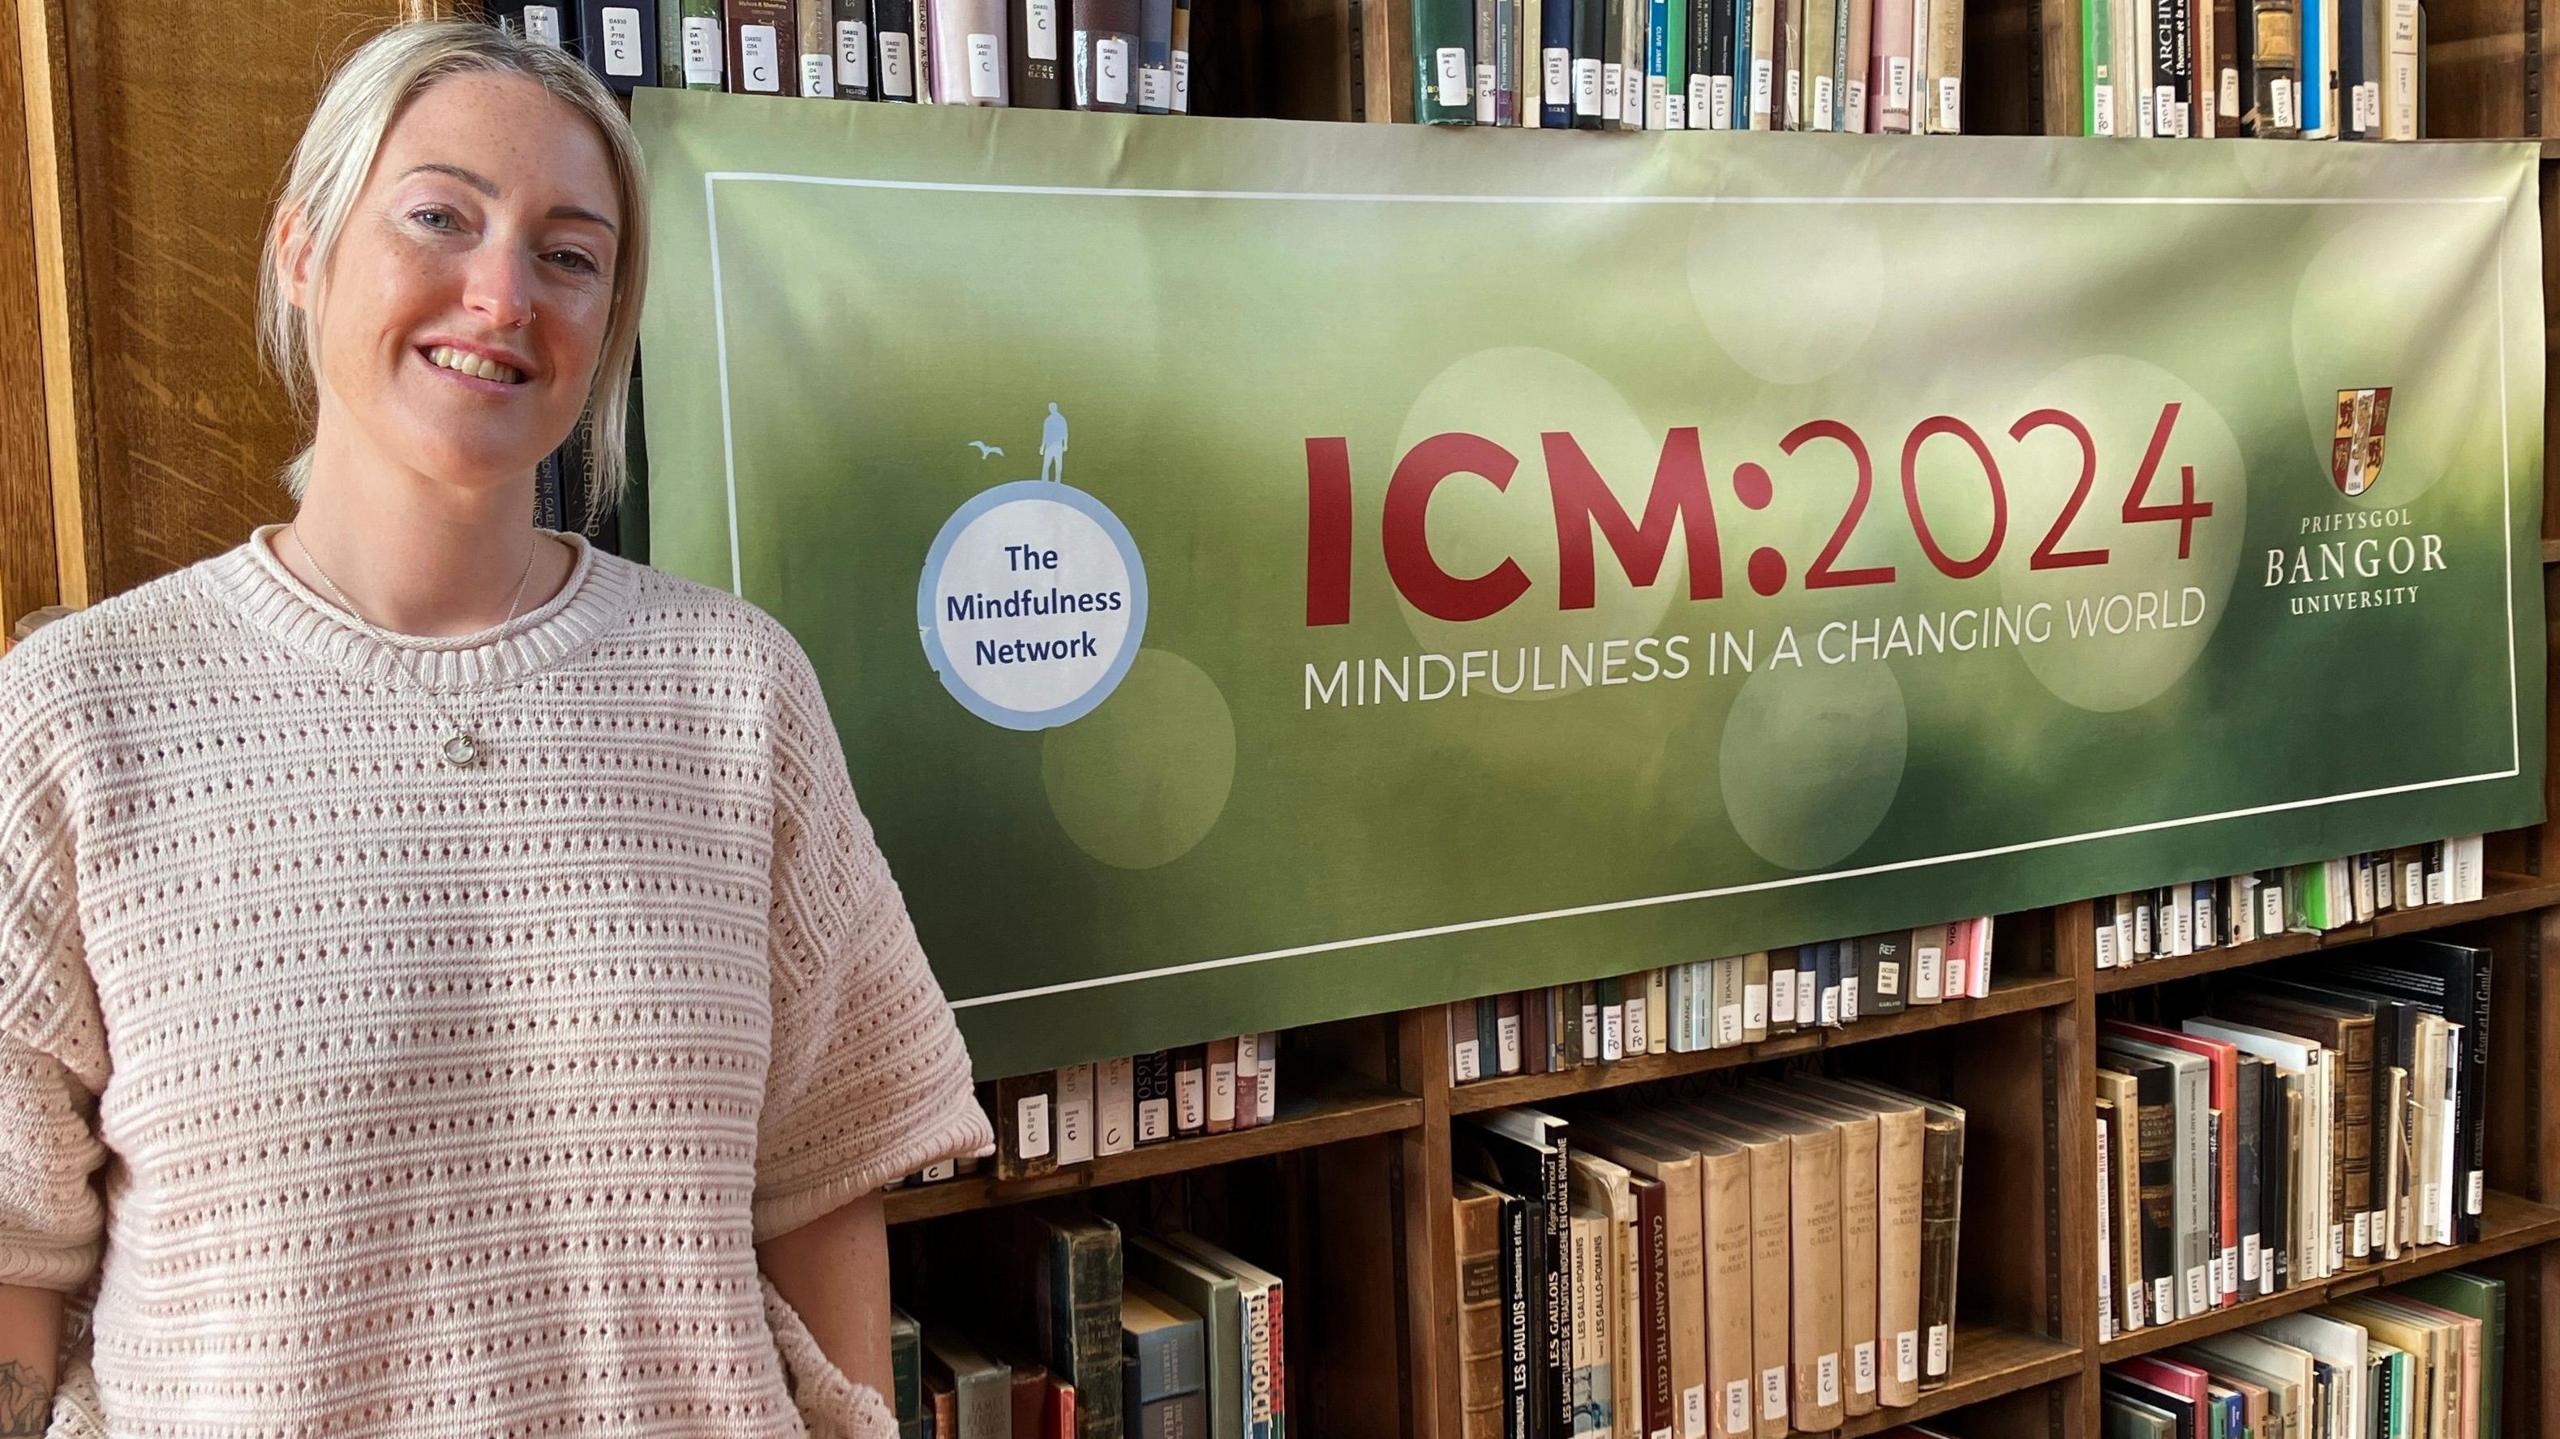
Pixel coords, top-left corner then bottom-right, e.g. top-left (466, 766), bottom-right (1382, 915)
top-left (547, 250), bottom-right (600, 275)
top-left (409, 207), bottom-right (460, 233)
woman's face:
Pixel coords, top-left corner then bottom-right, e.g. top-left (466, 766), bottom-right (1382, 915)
top-left (290, 72), bottom-right (621, 495)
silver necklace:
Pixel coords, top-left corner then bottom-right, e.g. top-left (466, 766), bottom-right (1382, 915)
top-left (289, 525), bottom-right (542, 770)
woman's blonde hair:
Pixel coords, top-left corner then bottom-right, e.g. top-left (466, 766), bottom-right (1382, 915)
top-left (257, 20), bottom-right (651, 522)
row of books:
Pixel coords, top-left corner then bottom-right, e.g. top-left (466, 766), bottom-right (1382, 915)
top-left (1410, 0), bottom-right (1964, 131)
top-left (2102, 1270), bottom-right (2508, 1439)
top-left (895, 1207), bottom-right (1286, 1439)
top-left (1455, 1080), bottom-right (1966, 1439)
top-left (1449, 918), bottom-right (1996, 1084)
top-left (970, 1034), bottom-right (1283, 1183)
top-left (2075, 0), bottom-right (2423, 138)
top-left (2093, 837), bottom-right (2489, 971)
top-left (2094, 938), bottom-right (2493, 1342)
top-left (487, 0), bottom-right (1194, 111)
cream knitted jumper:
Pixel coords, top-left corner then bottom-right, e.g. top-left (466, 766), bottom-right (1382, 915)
top-left (0, 525), bottom-right (994, 1437)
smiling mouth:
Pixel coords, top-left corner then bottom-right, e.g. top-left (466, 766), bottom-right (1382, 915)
top-left (424, 346), bottom-right (528, 385)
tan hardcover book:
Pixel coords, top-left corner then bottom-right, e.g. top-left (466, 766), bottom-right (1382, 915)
top-left (1653, 1109), bottom-right (1791, 1439)
top-left (1570, 1151), bottom-right (1642, 1439)
top-left (1740, 953), bottom-right (1771, 1042)
top-left (1921, 0), bottom-right (1961, 130)
top-left (2378, 1065), bottom-right (2407, 1260)
top-left (1710, 1099), bottom-right (1845, 1432)
top-left (1453, 1181), bottom-right (1507, 1439)
top-left (794, 0), bottom-right (839, 93)
top-left (2327, 1298), bottom-right (2448, 1439)
top-left (1797, 1076), bottom-right (1924, 1407)
top-left (2095, 1069), bottom-right (2147, 1331)
top-left (1621, 1113), bottom-right (1768, 1437)
top-left (1572, 1117), bottom-right (1709, 1437)
top-left (1748, 1084), bottom-right (1878, 1417)
top-left (1679, 1101), bottom-right (1822, 1423)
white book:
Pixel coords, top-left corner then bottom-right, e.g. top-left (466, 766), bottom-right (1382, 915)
top-left (2449, 834), bottom-right (2485, 902)
top-left (1910, 929), bottom-right (1943, 1005)
top-left (2096, 1113), bottom-right (2117, 1343)
top-left (1966, 917), bottom-right (1993, 998)
top-left (1645, 969), bottom-right (1670, 1056)
top-left (2254, 1312), bottom-right (2371, 1439)
top-left (1055, 1062), bottom-right (1095, 1166)
top-left (2183, 1017), bottom-right (2333, 1281)
top-left (1095, 1056), bottom-right (1136, 1157)
top-left (1255, 1032), bottom-right (1277, 1125)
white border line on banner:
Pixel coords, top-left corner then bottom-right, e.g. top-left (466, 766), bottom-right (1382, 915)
top-left (700, 173), bottom-right (2525, 1013)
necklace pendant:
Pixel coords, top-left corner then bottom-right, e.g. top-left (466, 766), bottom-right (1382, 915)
top-left (440, 732), bottom-right (481, 769)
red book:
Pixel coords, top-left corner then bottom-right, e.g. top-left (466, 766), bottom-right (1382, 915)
top-left (1041, 1377), bottom-right (1077, 1437)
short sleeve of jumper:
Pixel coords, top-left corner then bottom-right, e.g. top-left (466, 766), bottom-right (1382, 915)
top-left (751, 639), bottom-right (993, 1242)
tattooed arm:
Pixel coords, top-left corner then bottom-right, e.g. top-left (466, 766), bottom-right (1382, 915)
top-left (0, 1286), bottom-right (60, 1434)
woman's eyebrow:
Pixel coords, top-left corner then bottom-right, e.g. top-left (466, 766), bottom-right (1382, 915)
top-left (403, 161), bottom-right (617, 232)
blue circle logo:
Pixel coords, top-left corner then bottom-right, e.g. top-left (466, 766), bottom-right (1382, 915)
top-left (918, 482), bottom-right (1149, 731)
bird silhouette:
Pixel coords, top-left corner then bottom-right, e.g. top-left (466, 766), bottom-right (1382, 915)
top-left (969, 441), bottom-right (1004, 458)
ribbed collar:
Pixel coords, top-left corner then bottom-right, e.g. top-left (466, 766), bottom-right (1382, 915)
top-left (203, 523), bottom-right (639, 694)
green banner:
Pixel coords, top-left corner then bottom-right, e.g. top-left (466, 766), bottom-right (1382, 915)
top-left (633, 90), bottom-right (2545, 1079)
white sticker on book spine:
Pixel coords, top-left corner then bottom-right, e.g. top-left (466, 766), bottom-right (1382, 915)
top-left (968, 33), bottom-right (1003, 97)
top-left (1925, 1324), bottom-right (1949, 1376)
top-left (2352, 1212), bottom-right (2370, 1255)
top-left (1743, 983), bottom-right (1768, 1031)
top-left (1886, 55), bottom-right (1911, 107)
top-left (683, 15), bottom-right (723, 83)
top-left (1014, 1093), bottom-right (1052, 1158)
top-left (1682, 1384), bottom-right (1706, 1437)
top-left (1895, 1330), bottom-right (1917, 1384)
top-left (1172, 48), bottom-right (1189, 110)
top-left (1689, 74), bottom-right (1712, 122)
top-left (1667, 90), bottom-right (1685, 129)
top-left (1574, 57), bottom-right (1603, 114)
top-left (1495, 1015), bottom-right (1522, 1071)
top-left (2241, 1234), bottom-right (2260, 1282)
top-left (2151, 1276), bottom-right (2174, 1320)
top-left (1937, 75), bottom-right (1961, 130)
top-left (1175, 1068), bottom-right (1205, 1129)
top-left (1816, 1352), bottom-right (1839, 1407)
top-left (1096, 36), bottom-right (1131, 104)
top-left (739, 25), bottom-right (782, 91)
top-left (2184, 1265), bottom-right (2207, 1313)
top-left (800, 52), bottom-right (835, 97)
top-left (836, 21), bottom-right (871, 89)
top-left (1710, 73), bottom-right (1732, 125)
top-left (1723, 1380), bottom-right (1749, 1434)
top-left (1435, 47), bottom-right (1470, 105)
top-left (1770, 969), bottom-right (1795, 1024)
top-left (599, 8), bottom-right (645, 75)
top-left (1603, 62), bottom-right (1623, 120)
top-left (1845, 79), bottom-right (1866, 130)
top-left (1751, 58), bottom-right (1774, 117)
top-left (1852, 1341), bottom-right (1875, 1395)
top-left (2085, 81), bottom-right (2111, 134)
top-left (1759, 1366), bottom-right (1786, 1421)
top-left (2469, 1171), bottom-right (2485, 1214)
top-left (878, 30), bottom-right (914, 96)
top-left (1812, 73), bottom-right (1834, 129)
top-left (1475, 62), bottom-right (1497, 120)
top-left (1785, 67), bottom-right (1801, 125)
top-left (1027, 0), bottom-right (1059, 59)
top-left (1545, 48), bottom-right (1572, 105)
top-left (2220, 67), bottom-right (2240, 117)
top-left (522, 5), bottom-right (563, 46)
top-left (1452, 1038), bottom-right (1482, 1083)
top-left (1137, 1095), bottom-right (1170, 1142)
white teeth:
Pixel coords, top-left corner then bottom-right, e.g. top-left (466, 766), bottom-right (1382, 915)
top-left (427, 346), bottom-right (525, 385)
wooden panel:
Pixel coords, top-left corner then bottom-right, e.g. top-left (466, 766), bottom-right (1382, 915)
top-left (0, 0), bottom-right (58, 630)
top-left (18, 0), bottom-right (96, 604)
top-left (45, 0), bottom-right (448, 600)
top-left (2424, 0), bottom-right (2532, 137)
top-left (1397, 1003), bottom-right (1456, 1439)
top-left (1259, 0), bottom-right (1362, 119)
top-left (1966, 0), bottom-right (2055, 134)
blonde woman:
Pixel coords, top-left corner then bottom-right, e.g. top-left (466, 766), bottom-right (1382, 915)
top-left (0, 22), bottom-right (990, 1437)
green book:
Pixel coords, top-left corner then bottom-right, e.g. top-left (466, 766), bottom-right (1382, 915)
top-left (890, 1308), bottom-right (924, 1424)
top-left (1664, 0), bottom-right (1687, 124)
top-left (1125, 1235), bottom-right (1244, 1439)
top-left (1414, 0), bottom-right (1478, 120)
top-left (1029, 1209), bottom-right (1124, 1439)
top-left (923, 1329), bottom-right (1011, 1439)
top-left (2394, 1270), bottom-right (2506, 1439)
top-left (2082, 0), bottom-right (2115, 130)
top-left (670, 0), bottom-right (728, 89)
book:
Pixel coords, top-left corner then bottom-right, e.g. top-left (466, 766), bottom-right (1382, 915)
top-left (1206, 1037), bottom-right (1239, 1135)
top-left (931, 0), bottom-right (1011, 104)
top-left (2394, 1270), bottom-right (2505, 1439)
top-left (1012, 0), bottom-right (1068, 104)
top-left (1136, 0), bottom-right (1175, 110)
top-left (795, 0), bottom-right (839, 94)
top-left (1164, 1235), bottom-right (1286, 1439)
top-left (1096, 1057), bottom-right (1136, 1157)
top-left (925, 1329), bottom-right (1014, 1439)
top-left (2096, 1068), bottom-right (2149, 1332)
top-left (996, 1071), bottom-right (1061, 1180)
top-left (2099, 1036), bottom-right (2210, 1318)
top-left (2212, 991), bottom-right (2376, 1266)
top-left (1908, 1093), bottom-right (1965, 1386)
top-left (1122, 1281), bottom-right (1207, 1406)
top-left (875, 0), bottom-right (924, 96)
top-left (1022, 1210), bottom-right (1122, 1439)
top-left (892, 1308), bottom-right (926, 1430)
top-left (1125, 1237), bottom-right (1244, 1439)
top-left (1452, 1182), bottom-right (1506, 1439)
top-left (724, 0), bottom-right (799, 92)
top-left (1567, 1116), bottom-right (1711, 1439)
top-left (1174, 1046), bottom-right (1209, 1137)
top-left (1071, 0), bottom-right (1142, 108)
top-left (833, 0), bottom-right (876, 98)
top-left (1460, 1110), bottom-right (1575, 1439)
top-left (1751, 1084), bottom-right (1880, 1417)
top-left (575, 0), bottom-right (661, 91)
top-left (1056, 1063), bottom-right (1095, 1167)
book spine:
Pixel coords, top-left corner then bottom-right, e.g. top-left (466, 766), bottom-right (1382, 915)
top-left (1060, 1228), bottom-right (1125, 1439)
top-left (1921, 0), bottom-right (1958, 128)
top-left (1500, 1196), bottom-right (1532, 1439)
top-left (1070, 0), bottom-right (1140, 108)
top-left (1011, 0), bottom-right (1065, 102)
top-left (1174, 1045), bottom-right (1209, 1136)
top-left (726, 0), bottom-right (798, 92)
top-left (1096, 1056), bottom-right (1136, 1156)
top-left (1638, 1181), bottom-right (1672, 1439)
top-left (1171, 0), bottom-right (1192, 109)
top-left (795, 0), bottom-right (838, 93)
top-left (1916, 1112), bottom-right (1963, 1388)
top-left (1134, 1050), bottom-right (1175, 1144)
top-left (1207, 1037), bottom-right (1239, 1134)
top-left (1234, 1031), bottom-right (1261, 1131)
top-left (996, 1071), bottom-right (1060, 1179)
top-left (1135, 0), bottom-right (1174, 109)
top-left (873, 0), bottom-right (920, 96)
top-left (1055, 1063), bottom-right (1094, 1166)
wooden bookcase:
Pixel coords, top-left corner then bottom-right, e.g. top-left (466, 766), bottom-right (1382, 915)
top-left (6, 0), bottom-right (2557, 1436)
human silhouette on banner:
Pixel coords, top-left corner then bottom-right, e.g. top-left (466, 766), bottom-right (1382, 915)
top-left (1040, 403), bottom-right (1069, 483)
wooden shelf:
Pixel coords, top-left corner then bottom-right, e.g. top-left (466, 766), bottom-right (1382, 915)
top-left (2093, 875), bottom-right (2560, 993)
top-left (1839, 1323), bottom-right (2083, 1436)
top-left (883, 1078), bottom-right (1421, 1224)
top-left (1447, 974), bottom-right (2079, 1116)
top-left (2542, 535), bottom-right (2560, 564)
top-left (2096, 1189), bottom-right (2560, 1363)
